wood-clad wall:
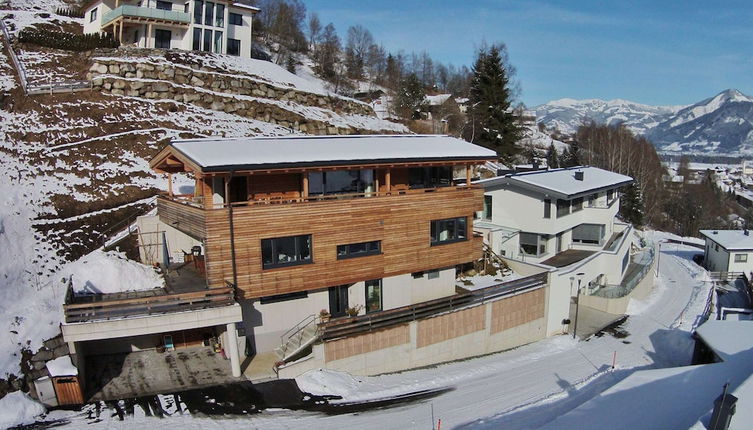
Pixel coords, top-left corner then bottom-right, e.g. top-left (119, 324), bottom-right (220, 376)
top-left (249, 173), bottom-right (302, 200)
top-left (203, 187), bottom-right (484, 299)
top-left (157, 198), bottom-right (207, 240)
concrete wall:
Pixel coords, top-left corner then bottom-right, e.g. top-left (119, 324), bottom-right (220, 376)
top-left (240, 268), bottom-right (456, 354)
top-left (137, 214), bottom-right (202, 265)
top-left (278, 286), bottom-right (547, 378)
top-left (579, 251), bottom-right (656, 315)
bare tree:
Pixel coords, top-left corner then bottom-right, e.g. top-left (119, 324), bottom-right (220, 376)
top-left (307, 12), bottom-right (321, 50)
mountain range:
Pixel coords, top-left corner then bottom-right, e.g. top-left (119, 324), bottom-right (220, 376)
top-left (533, 89), bottom-right (753, 156)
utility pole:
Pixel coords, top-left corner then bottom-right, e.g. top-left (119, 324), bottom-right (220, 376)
top-left (572, 272), bottom-right (585, 339)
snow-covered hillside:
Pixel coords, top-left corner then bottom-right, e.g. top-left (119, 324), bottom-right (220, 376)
top-left (534, 89), bottom-right (753, 156)
top-left (0, 2), bottom-right (405, 387)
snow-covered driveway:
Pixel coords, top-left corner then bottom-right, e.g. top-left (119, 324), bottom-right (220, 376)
top-left (49, 243), bottom-right (712, 429)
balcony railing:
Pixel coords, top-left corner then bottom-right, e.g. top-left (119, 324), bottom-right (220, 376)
top-left (103, 5), bottom-right (191, 26)
top-left (162, 184), bottom-right (482, 210)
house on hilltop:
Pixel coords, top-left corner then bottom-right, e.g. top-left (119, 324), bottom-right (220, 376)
top-left (82, 0), bottom-right (259, 57)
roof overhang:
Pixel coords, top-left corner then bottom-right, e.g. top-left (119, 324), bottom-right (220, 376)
top-left (479, 176), bottom-right (634, 200)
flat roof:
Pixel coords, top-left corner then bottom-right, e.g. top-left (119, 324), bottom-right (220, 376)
top-left (161, 135), bottom-right (497, 173)
top-left (699, 230), bottom-right (753, 251)
top-left (475, 166), bottom-right (633, 199)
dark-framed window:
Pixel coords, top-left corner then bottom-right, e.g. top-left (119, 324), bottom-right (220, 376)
top-left (155, 29), bottom-right (172, 49)
top-left (156, 0), bottom-right (172, 11)
top-left (365, 279), bottom-right (382, 313)
top-left (735, 253), bottom-right (748, 263)
top-left (588, 193), bottom-right (597, 207)
top-left (520, 232), bottom-right (547, 256)
top-left (337, 240), bottom-right (381, 260)
top-left (261, 234), bottom-right (312, 269)
top-left (483, 195), bottom-right (493, 219)
top-left (427, 269), bottom-right (439, 280)
top-left (259, 291), bottom-right (307, 304)
top-left (556, 199), bottom-right (570, 218)
top-left (214, 30), bottom-right (223, 53)
top-left (193, 0), bottom-right (203, 23)
top-left (572, 223), bottom-right (605, 245)
top-left (430, 216), bottom-right (467, 246)
top-left (229, 12), bottom-right (243, 25)
top-left (192, 27), bottom-right (201, 50)
top-left (411, 271), bottom-right (424, 278)
top-left (227, 38), bottom-right (240, 56)
top-left (543, 199), bottom-right (551, 219)
top-left (203, 29), bottom-right (212, 51)
top-left (607, 189), bottom-right (614, 203)
top-left (89, 7), bottom-right (97, 22)
top-left (572, 197), bottom-right (584, 213)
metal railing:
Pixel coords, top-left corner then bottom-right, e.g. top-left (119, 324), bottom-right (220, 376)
top-left (103, 5), bottom-right (191, 26)
top-left (319, 271), bottom-right (547, 341)
top-left (591, 246), bottom-right (655, 299)
top-left (0, 19), bottom-right (28, 93)
top-left (279, 314), bottom-right (318, 351)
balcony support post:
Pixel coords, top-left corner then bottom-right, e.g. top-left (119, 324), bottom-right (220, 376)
top-left (226, 323), bottom-right (242, 377)
top-left (466, 164), bottom-right (472, 187)
top-left (302, 172), bottom-right (309, 199)
top-left (385, 168), bottom-right (391, 194)
top-left (167, 173), bottom-right (173, 197)
top-left (118, 20), bottom-right (124, 42)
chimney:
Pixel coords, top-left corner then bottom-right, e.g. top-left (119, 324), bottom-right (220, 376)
top-left (574, 170), bottom-right (584, 181)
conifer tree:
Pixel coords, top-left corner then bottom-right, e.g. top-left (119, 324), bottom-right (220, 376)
top-left (464, 45), bottom-right (521, 163)
top-left (394, 73), bottom-right (425, 118)
top-left (546, 142), bottom-right (559, 168)
top-left (620, 182), bottom-right (644, 227)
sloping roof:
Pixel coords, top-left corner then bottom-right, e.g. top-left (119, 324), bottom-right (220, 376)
top-left (699, 230), bottom-right (753, 251)
top-left (475, 166), bottom-right (633, 199)
top-left (155, 135), bottom-right (497, 173)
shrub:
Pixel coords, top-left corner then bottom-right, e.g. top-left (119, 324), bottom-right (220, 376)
top-left (18, 28), bottom-right (119, 51)
top-left (55, 8), bottom-right (84, 18)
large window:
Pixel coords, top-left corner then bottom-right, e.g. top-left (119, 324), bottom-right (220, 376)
top-left (204, 1), bottom-right (214, 26)
top-left (337, 240), bottom-right (381, 259)
top-left (520, 232), bottom-right (547, 256)
top-left (193, 0), bottom-right (203, 23)
top-left (309, 169), bottom-right (374, 195)
top-left (572, 224), bottom-right (605, 245)
top-left (192, 28), bottom-right (201, 50)
top-left (203, 29), bottom-right (212, 51)
top-left (607, 189), bottom-right (614, 203)
top-left (155, 29), bottom-right (172, 49)
top-left (483, 195), bottom-right (493, 220)
top-left (588, 193), bottom-right (597, 207)
top-left (408, 166), bottom-right (452, 189)
top-left (365, 279), bottom-right (382, 313)
top-left (227, 38), bottom-right (240, 56)
top-left (89, 7), bottom-right (97, 22)
top-left (215, 3), bottom-right (224, 26)
top-left (430, 217), bottom-right (467, 245)
top-left (229, 12), bottom-right (243, 25)
top-left (735, 253), bottom-right (748, 263)
top-left (261, 234), bottom-right (312, 269)
top-left (544, 199), bottom-right (551, 219)
top-left (156, 0), bottom-right (172, 11)
top-left (556, 199), bottom-right (570, 218)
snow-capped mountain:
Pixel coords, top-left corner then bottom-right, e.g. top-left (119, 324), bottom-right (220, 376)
top-left (534, 89), bottom-right (753, 155)
top-left (533, 98), bottom-right (682, 136)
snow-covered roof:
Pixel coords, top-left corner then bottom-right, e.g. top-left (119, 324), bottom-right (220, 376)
top-left (425, 94), bottom-right (452, 106)
top-left (164, 135), bottom-right (497, 172)
top-left (699, 230), bottom-right (753, 251)
top-left (230, 1), bottom-right (261, 12)
top-left (475, 166), bottom-right (633, 199)
top-left (46, 355), bottom-right (78, 377)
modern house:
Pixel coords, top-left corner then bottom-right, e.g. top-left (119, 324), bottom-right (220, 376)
top-left (700, 229), bottom-right (753, 275)
top-left (82, 0), bottom-right (259, 57)
top-left (474, 166), bottom-right (646, 334)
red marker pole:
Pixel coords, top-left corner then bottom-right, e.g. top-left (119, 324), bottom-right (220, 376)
top-left (612, 351), bottom-right (617, 370)
top-left (437, 419), bottom-right (441, 430)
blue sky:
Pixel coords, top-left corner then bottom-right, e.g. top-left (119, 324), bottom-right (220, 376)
top-left (303, 0), bottom-right (753, 107)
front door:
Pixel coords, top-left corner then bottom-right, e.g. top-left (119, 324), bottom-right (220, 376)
top-left (328, 285), bottom-right (349, 317)
top-left (155, 29), bottom-right (172, 49)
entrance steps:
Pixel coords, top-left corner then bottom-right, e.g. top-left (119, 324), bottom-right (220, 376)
top-left (274, 316), bottom-right (320, 363)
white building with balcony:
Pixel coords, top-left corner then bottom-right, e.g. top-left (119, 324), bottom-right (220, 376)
top-left (475, 166), bottom-right (648, 336)
top-left (700, 229), bottom-right (753, 275)
top-left (82, 0), bottom-right (258, 57)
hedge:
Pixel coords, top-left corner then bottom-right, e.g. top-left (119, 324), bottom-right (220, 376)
top-left (18, 28), bottom-right (119, 51)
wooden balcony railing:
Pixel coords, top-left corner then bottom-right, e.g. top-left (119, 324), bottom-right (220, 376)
top-left (63, 284), bottom-right (236, 323)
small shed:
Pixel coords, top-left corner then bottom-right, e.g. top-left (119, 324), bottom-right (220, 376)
top-left (46, 355), bottom-right (84, 406)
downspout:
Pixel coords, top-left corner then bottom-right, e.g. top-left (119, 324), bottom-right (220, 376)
top-left (227, 171), bottom-right (239, 288)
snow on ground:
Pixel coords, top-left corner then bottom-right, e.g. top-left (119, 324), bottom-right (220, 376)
top-left (0, 391), bottom-right (46, 429)
top-left (34, 241), bottom-right (714, 429)
top-left (17, 48), bottom-right (77, 84)
top-left (456, 272), bottom-right (523, 291)
top-left (62, 249), bottom-right (164, 296)
top-left (519, 125), bottom-right (569, 153)
top-left (46, 354), bottom-right (77, 376)
top-left (0, 39), bottom-right (16, 91)
top-left (1, 9), bottom-right (83, 35)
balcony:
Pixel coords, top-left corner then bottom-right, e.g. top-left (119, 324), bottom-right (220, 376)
top-left (103, 5), bottom-right (191, 26)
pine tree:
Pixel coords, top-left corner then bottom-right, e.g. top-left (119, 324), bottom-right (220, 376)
top-left (561, 141), bottom-right (581, 167)
top-left (464, 45), bottom-right (521, 163)
top-left (546, 142), bottom-right (559, 168)
top-left (620, 182), bottom-right (644, 227)
top-left (394, 73), bottom-right (425, 119)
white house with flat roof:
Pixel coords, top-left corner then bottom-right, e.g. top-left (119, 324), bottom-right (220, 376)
top-left (475, 166), bottom-right (647, 336)
top-left (82, 0), bottom-right (258, 57)
top-left (700, 229), bottom-right (753, 274)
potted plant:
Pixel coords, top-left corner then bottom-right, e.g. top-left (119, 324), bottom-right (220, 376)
top-left (345, 304), bottom-right (363, 317)
top-left (319, 309), bottom-right (331, 322)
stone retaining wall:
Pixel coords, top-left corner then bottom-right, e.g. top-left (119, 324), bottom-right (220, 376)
top-left (86, 58), bottom-right (380, 135)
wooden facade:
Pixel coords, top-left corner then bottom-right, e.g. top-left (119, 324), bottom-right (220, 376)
top-left (158, 186), bottom-right (484, 299)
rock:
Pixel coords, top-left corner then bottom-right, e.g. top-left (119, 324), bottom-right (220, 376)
top-left (108, 64), bottom-right (120, 74)
top-left (153, 82), bottom-right (170, 92)
top-left (111, 89), bottom-right (125, 96)
top-left (190, 76), bottom-right (205, 87)
top-left (33, 361), bottom-right (46, 370)
top-left (122, 63), bottom-right (136, 73)
top-left (144, 91), bottom-right (158, 99)
top-left (112, 80), bottom-right (126, 89)
top-left (124, 72), bottom-right (136, 78)
top-left (103, 82), bottom-right (112, 90)
top-left (210, 101), bottom-right (226, 111)
top-left (90, 63), bottom-right (108, 74)
top-left (136, 63), bottom-right (155, 71)
top-left (130, 81), bottom-right (144, 90)
top-left (127, 90), bottom-right (140, 97)
top-left (43, 336), bottom-right (64, 351)
top-left (230, 80), bottom-right (241, 88)
top-left (52, 344), bottom-right (70, 359)
top-left (31, 349), bottom-right (53, 362)
top-left (92, 77), bottom-right (104, 87)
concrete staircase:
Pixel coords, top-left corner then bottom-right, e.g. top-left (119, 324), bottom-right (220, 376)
top-left (274, 315), bottom-right (320, 363)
